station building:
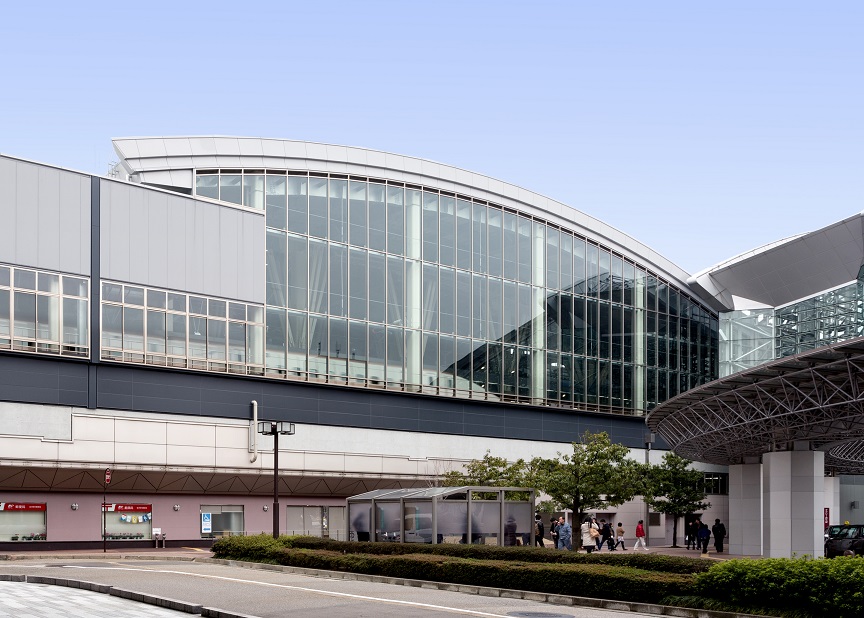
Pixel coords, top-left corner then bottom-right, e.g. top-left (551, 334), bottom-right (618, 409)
top-left (1, 136), bottom-right (732, 548)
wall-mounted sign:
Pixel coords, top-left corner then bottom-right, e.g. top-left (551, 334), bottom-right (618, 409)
top-left (202, 513), bottom-right (212, 534)
top-left (102, 503), bottom-right (152, 512)
top-left (0, 503), bottom-right (46, 511)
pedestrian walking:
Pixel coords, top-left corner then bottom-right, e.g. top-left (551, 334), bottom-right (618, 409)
top-left (633, 519), bottom-right (648, 551)
top-left (534, 512), bottom-right (545, 547)
top-left (588, 517), bottom-right (601, 550)
top-left (600, 519), bottom-right (615, 550)
top-left (712, 518), bottom-right (727, 553)
top-left (550, 517), bottom-right (559, 548)
top-left (614, 522), bottom-right (627, 550)
top-left (685, 520), bottom-right (698, 550)
top-left (698, 522), bottom-right (711, 553)
top-left (580, 518), bottom-right (596, 553)
top-left (556, 516), bottom-right (572, 550)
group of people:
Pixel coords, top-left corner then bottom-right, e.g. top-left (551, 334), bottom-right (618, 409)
top-left (537, 512), bottom-right (727, 554)
top-left (685, 518), bottom-right (727, 553)
top-left (540, 513), bottom-right (648, 552)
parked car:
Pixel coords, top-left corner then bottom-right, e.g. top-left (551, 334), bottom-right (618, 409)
top-left (824, 525), bottom-right (864, 557)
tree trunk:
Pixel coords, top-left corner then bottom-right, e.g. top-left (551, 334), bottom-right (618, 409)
top-left (572, 498), bottom-right (581, 550)
top-left (671, 515), bottom-right (679, 548)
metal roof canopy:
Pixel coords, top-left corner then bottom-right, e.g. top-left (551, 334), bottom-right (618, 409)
top-left (647, 336), bottom-right (864, 471)
top-left (346, 486), bottom-right (536, 546)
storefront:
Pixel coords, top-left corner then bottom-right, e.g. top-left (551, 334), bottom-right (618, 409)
top-left (102, 503), bottom-right (152, 540)
top-left (0, 502), bottom-right (47, 541)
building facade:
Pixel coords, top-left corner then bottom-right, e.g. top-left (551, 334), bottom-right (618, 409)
top-left (0, 137), bottom-right (725, 548)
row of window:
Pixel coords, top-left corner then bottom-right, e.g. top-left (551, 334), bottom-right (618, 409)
top-left (201, 170), bottom-right (710, 317)
top-left (0, 264), bottom-right (89, 357)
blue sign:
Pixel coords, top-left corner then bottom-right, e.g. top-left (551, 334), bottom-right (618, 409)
top-left (201, 512), bottom-right (212, 534)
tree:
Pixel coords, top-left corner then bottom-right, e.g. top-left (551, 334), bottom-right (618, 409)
top-left (644, 452), bottom-right (710, 548)
top-left (530, 431), bottom-right (648, 549)
top-left (441, 450), bottom-right (530, 487)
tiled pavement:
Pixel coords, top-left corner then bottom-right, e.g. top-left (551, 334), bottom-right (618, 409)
top-left (0, 580), bottom-right (188, 617)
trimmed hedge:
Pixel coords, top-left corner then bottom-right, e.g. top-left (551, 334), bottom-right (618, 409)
top-left (695, 556), bottom-right (864, 618)
top-left (272, 548), bottom-right (695, 603)
top-left (274, 536), bottom-right (711, 574)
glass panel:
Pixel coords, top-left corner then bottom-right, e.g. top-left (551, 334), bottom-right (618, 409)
top-left (266, 175), bottom-right (287, 231)
top-left (386, 186), bottom-right (404, 255)
top-left (308, 177), bottom-right (328, 238)
top-left (611, 254), bottom-right (623, 304)
top-left (286, 234), bottom-right (307, 310)
top-left (405, 189), bottom-right (422, 259)
top-left (167, 313), bottom-right (186, 356)
top-left (440, 267), bottom-right (455, 335)
top-left (573, 237), bottom-right (586, 295)
top-left (329, 179), bottom-right (348, 242)
top-left (348, 502), bottom-right (371, 542)
top-left (487, 208), bottom-right (502, 277)
top-left (368, 252), bottom-right (386, 323)
top-left (101, 304), bottom-right (122, 349)
top-left (456, 199), bottom-right (472, 270)
top-left (286, 176), bottom-right (307, 235)
top-left (472, 204), bottom-right (486, 274)
top-left (0, 289), bottom-right (11, 336)
top-left (586, 243), bottom-right (598, 298)
top-left (422, 264), bottom-right (438, 332)
top-left (386, 326), bottom-right (403, 385)
top-left (147, 290), bottom-right (166, 309)
top-left (38, 273), bottom-right (59, 293)
top-left (487, 278), bottom-right (503, 341)
top-left (167, 293), bottom-right (186, 312)
top-left (243, 174), bottom-right (265, 210)
top-left (439, 195), bottom-right (455, 267)
top-left (286, 311), bottom-right (309, 375)
top-left (349, 248), bottom-right (367, 320)
top-left (387, 256), bottom-right (404, 326)
top-left (349, 181), bottom-right (367, 248)
top-left (229, 302), bottom-right (246, 321)
top-left (375, 502), bottom-right (401, 542)
top-left (146, 310), bottom-right (166, 353)
top-left (208, 299), bottom-right (226, 318)
top-left (472, 274), bottom-right (486, 339)
top-left (368, 324), bottom-right (386, 385)
top-left (308, 239), bottom-right (328, 314)
top-left (403, 501), bottom-right (433, 544)
top-left (560, 234), bottom-right (573, 292)
top-left (438, 501), bottom-right (468, 544)
top-left (66, 292), bottom-right (88, 347)
top-left (207, 319), bottom-right (226, 361)
top-left (196, 174), bottom-right (218, 199)
top-left (349, 321), bottom-right (367, 381)
top-left (422, 192), bottom-right (438, 263)
top-left (456, 270), bottom-right (471, 337)
top-left (220, 174), bottom-right (242, 205)
top-left (503, 281), bottom-right (518, 344)
top-left (439, 334), bottom-right (455, 388)
top-left (123, 306), bottom-right (144, 351)
top-left (328, 317), bottom-right (348, 378)
top-left (189, 315), bottom-right (208, 359)
top-left (0, 266), bottom-right (8, 287)
top-left (598, 249), bottom-right (610, 301)
top-left (502, 212), bottom-right (517, 281)
top-left (124, 286), bottom-right (144, 306)
top-left (368, 183), bottom-right (386, 252)
top-left (14, 269), bottom-right (36, 290)
top-left (546, 228), bottom-right (559, 290)
top-left (265, 308), bottom-right (286, 370)
top-left (471, 501), bottom-right (500, 545)
top-left (228, 321), bottom-right (245, 362)
top-left (422, 332), bottom-right (437, 388)
top-left (517, 216), bottom-right (532, 284)
top-left (329, 243), bottom-right (347, 317)
top-left (34, 294), bottom-right (58, 344)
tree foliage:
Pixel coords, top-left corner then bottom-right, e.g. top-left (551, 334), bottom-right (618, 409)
top-left (643, 452), bottom-right (710, 547)
top-left (441, 450), bottom-right (530, 487)
top-left (530, 432), bottom-right (647, 548)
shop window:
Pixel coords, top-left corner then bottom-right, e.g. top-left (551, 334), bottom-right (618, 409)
top-left (200, 505), bottom-right (244, 538)
top-left (103, 503), bottom-right (152, 540)
top-left (0, 502), bottom-right (47, 541)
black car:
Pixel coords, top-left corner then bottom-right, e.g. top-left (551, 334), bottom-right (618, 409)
top-left (824, 525), bottom-right (864, 557)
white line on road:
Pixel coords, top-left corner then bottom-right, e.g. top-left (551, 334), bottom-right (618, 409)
top-left (60, 565), bottom-right (517, 617)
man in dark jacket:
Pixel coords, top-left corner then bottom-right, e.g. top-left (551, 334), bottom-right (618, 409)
top-left (534, 513), bottom-right (545, 547)
top-left (600, 519), bottom-right (615, 550)
top-left (712, 519), bottom-right (727, 553)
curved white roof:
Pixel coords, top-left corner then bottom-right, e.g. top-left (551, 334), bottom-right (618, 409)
top-left (113, 136), bottom-right (700, 295)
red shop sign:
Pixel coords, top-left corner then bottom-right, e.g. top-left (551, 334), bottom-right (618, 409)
top-left (102, 503), bottom-right (152, 512)
top-left (0, 502), bottom-right (47, 511)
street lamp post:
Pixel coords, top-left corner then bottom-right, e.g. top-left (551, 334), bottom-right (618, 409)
top-left (257, 421), bottom-right (295, 538)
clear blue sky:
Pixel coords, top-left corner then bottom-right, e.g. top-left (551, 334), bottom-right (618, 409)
top-left (2, 1), bottom-right (861, 274)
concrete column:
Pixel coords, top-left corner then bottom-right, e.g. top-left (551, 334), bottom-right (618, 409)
top-left (824, 476), bottom-right (840, 525)
top-left (729, 461), bottom-right (762, 556)
top-left (763, 448), bottom-right (824, 558)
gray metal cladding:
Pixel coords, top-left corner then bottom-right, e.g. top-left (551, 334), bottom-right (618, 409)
top-left (99, 179), bottom-right (264, 303)
top-left (0, 156), bottom-right (91, 275)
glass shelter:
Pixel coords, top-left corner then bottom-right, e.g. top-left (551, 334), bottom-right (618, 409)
top-left (346, 486), bottom-right (535, 546)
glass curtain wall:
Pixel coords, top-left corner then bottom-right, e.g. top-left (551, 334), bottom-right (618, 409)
top-left (188, 170), bottom-right (719, 414)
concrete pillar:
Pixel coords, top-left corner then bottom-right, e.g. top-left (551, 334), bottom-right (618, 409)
top-left (824, 476), bottom-right (840, 525)
top-left (763, 448), bottom-right (824, 558)
top-left (729, 461), bottom-right (762, 556)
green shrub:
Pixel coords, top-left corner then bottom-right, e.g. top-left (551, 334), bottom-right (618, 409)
top-left (280, 536), bottom-right (709, 574)
top-left (695, 556), bottom-right (864, 618)
top-left (211, 534), bottom-right (285, 562)
top-left (277, 548), bottom-right (696, 603)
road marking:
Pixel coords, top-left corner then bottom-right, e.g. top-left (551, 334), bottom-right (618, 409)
top-left (60, 565), bottom-right (515, 617)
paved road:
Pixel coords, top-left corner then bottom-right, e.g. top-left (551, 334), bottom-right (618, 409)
top-left (0, 579), bottom-right (189, 617)
top-left (0, 558), bottom-right (663, 618)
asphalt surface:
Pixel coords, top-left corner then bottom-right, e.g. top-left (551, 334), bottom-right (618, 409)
top-left (0, 556), bottom-right (671, 618)
top-left (0, 544), bottom-right (750, 618)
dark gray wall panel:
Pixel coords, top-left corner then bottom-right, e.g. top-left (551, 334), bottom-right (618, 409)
top-left (0, 355), bottom-right (654, 447)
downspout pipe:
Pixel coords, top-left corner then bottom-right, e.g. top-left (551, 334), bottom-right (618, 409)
top-left (250, 400), bottom-right (258, 463)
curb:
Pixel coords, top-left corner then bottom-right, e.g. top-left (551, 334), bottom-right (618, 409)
top-left (199, 557), bottom-right (762, 618)
top-left (0, 574), bottom-right (254, 618)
